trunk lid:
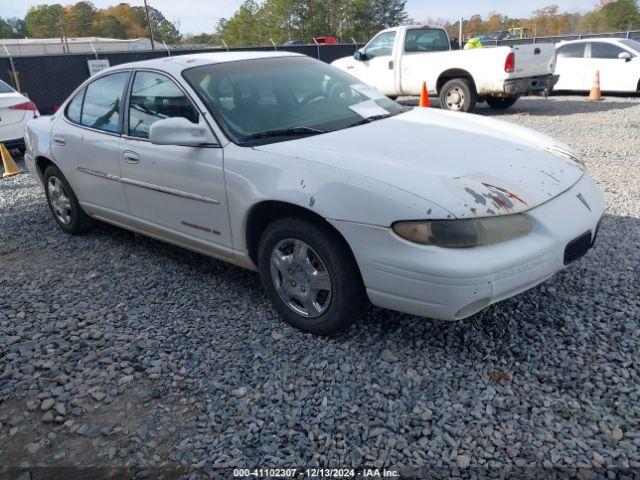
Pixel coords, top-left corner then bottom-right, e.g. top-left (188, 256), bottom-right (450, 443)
top-left (0, 93), bottom-right (28, 126)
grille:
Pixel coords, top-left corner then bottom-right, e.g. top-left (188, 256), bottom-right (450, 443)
top-left (564, 231), bottom-right (592, 265)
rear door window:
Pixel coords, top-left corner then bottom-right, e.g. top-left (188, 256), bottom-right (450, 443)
top-left (557, 43), bottom-right (586, 58)
top-left (81, 72), bottom-right (129, 133)
top-left (65, 89), bottom-right (84, 124)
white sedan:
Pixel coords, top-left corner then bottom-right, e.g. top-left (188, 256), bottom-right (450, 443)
top-left (25, 52), bottom-right (604, 335)
top-left (555, 38), bottom-right (640, 93)
top-left (0, 79), bottom-right (39, 152)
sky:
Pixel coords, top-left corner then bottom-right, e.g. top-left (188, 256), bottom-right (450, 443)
top-left (4, 0), bottom-right (593, 35)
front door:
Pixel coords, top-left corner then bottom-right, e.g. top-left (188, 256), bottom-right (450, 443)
top-left (357, 31), bottom-right (397, 95)
top-left (119, 70), bottom-right (232, 256)
top-left (588, 42), bottom-right (637, 92)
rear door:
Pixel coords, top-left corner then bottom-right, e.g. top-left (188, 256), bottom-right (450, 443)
top-left (119, 69), bottom-right (232, 254)
top-left (50, 71), bottom-right (131, 215)
top-left (356, 31), bottom-right (398, 95)
top-left (555, 43), bottom-right (588, 90)
top-left (588, 41), bottom-right (638, 92)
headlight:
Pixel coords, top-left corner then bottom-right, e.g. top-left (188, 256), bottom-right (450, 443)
top-left (545, 145), bottom-right (585, 170)
top-left (392, 214), bottom-right (531, 248)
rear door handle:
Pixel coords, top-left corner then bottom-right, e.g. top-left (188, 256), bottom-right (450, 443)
top-left (53, 135), bottom-right (66, 146)
top-left (123, 151), bottom-right (139, 164)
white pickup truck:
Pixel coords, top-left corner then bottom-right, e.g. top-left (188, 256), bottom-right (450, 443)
top-left (332, 25), bottom-right (558, 112)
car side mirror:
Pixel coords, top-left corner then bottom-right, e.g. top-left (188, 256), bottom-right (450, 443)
top-left (354, 50), bottom-right (367, 61)
top-left (618, 51), bottom-right (632, 61)
top-left (149, 117), bottom-right (217, 146)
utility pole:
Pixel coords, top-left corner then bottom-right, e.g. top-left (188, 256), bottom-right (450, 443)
top-left (143, 0), bottom-right (155, 50)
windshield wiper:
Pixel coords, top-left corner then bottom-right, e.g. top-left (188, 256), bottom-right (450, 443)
top-left (346, 113), bottom-right (396, 128)
top-left (243, 126), bottom-right (328, 141)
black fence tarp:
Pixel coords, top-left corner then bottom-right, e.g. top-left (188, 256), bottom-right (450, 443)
top-left (0, 44), bottom-right (362, 114)
top-left (3, 30), bottom-right (639, 114)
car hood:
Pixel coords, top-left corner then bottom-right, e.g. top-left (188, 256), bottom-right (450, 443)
top-left (255, 108), bottom-right (585, 219)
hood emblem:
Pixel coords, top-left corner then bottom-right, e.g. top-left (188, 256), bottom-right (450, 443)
top-left (576, 193), bottom-right (591, 211)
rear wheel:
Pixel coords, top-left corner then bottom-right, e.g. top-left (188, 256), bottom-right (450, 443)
top-left (439, 78), bottom-right (477, 112)
top-left (486, 96), bottom-right (519, 109)
top-left (258, 217), bottom-right (368, 335)
top-left (43, 165), bottom-right (94, 235)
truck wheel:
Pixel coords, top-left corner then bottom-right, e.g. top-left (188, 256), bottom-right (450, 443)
top-left (439, 78), bottom-right (476, 112)
top-left (486, 96), bottom-right (519, 109)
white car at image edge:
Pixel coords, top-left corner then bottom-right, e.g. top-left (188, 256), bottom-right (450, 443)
top-left (555, 38), bottom-right (640, 93)
top-left (0, 79), bottom-right (39, 152)
top-left (24, 52), bottom-right (604, 335)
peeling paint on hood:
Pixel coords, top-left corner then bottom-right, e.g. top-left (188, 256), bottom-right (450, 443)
top-left (255, 108), bottom-right (585, 218)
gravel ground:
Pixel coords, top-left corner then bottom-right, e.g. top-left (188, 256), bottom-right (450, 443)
top-left (1, 95), bottom-right (639, 479)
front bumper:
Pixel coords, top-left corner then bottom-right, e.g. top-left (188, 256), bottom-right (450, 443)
top-left (504, 74), bottom-right (559, 96)
top-left (330, 173), bottom-right (604, 320)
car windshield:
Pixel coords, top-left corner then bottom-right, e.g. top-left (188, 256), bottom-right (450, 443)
top-left (0, 80), bottom-right (15, 94)
top-left (619, 39), bottom-right (640, 54)
top-left (183, 56), bottom-right (408, 145)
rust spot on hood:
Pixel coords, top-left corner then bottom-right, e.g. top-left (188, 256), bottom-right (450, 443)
top-left (482, 183), bottom-right (528, 207)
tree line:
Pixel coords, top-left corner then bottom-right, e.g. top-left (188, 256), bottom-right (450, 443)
top-left (444, 0), bottom-right (640, 40)
top-left (1, 0), bottom-right (639, 46)
top-left (0, 2), bottom-right (180, 43)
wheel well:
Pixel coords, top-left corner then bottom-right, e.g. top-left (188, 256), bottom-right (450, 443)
top-left (35, 156), bottom-right (55, 181)
top-left (245, 201), bottom-right (354, 267)
top-left (436, 69), bottom-right (476, 94)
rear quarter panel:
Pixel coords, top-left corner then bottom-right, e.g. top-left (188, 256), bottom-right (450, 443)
top-left (24, 115), bottom-right (55, 187)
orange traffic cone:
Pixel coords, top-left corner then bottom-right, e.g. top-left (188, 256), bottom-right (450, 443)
top-left (588, 70), bottom-right (603, 101)
top-left (419, 81), bottom-right (430, 108)
top-left (1, 143), bottom-right (23, 178)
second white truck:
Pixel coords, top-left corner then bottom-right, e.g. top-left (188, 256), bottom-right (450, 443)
top-left (332, 25), bottom-right (558, 112)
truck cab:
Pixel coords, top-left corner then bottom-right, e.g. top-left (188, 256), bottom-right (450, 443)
top-left (333, 25), bottom-right (558, 112)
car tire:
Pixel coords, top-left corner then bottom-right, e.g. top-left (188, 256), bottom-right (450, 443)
top-left (486, 96), bottom-right (519, 109)
top-left (257, 217), bottom-right (368, 336)
top-left (43, 165), bottom-right (94, 235)
top-left (439, 78), bottom-right (477, 112)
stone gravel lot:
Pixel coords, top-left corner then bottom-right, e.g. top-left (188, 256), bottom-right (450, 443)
top-left (1, 96), bottom-right (639, 479)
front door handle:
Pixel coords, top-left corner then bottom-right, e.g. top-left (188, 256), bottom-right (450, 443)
top-left (123, 151), bottom-right (139, 164)
top-left (53, 135), bottom-right (66, 146)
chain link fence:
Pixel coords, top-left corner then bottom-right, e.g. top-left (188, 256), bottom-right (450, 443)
top-left (0, 43), bottom-right (362, 114)
top-left (486, 29), bottom-right (640, 46)
top-left (2, 28), bottom-right (639, 114)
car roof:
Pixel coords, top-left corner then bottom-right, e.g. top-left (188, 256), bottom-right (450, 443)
top-left (557, 38), bottom-right (624, 46)
top-left (102, 50), bottom-right (304, 75)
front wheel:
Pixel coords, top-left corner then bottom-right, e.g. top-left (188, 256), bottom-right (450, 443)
top-left (486, 96), bottom-right (519, 109)
top-left (439, 78), bottom-right (477, 112)
top-left (258, 217), bottom-right (368, 336)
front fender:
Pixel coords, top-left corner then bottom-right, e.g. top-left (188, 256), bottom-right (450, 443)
top-left (223, 144), bottom-right (453, 254)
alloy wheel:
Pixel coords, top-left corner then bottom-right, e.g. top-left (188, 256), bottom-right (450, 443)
top-left (269, 238), bottom-right (332, 318)
top-left (47, 176), bottom-right (72, 225)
